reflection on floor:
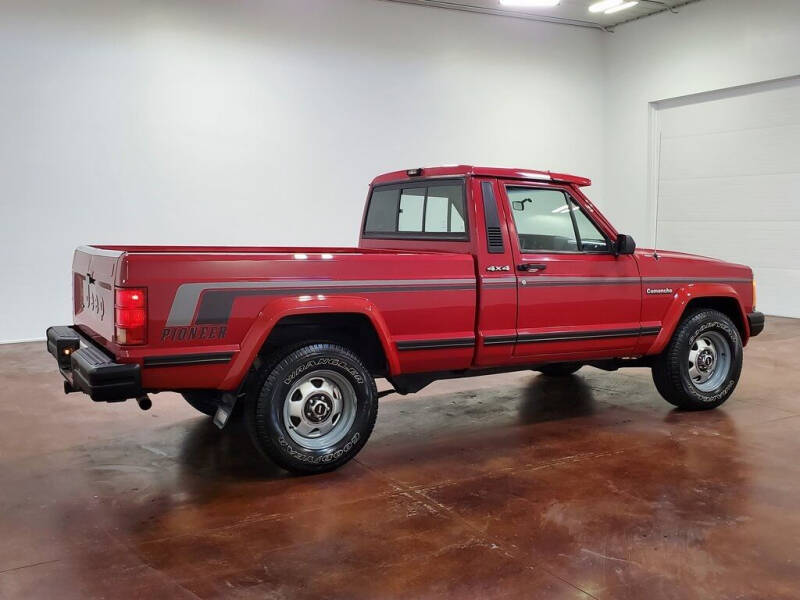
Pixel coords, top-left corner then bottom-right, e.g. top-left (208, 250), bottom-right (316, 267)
top-left (0, 317), bottom-right (798, 599)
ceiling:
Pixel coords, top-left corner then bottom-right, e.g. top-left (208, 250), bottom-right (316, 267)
top-left (381, 0), bottom-right (700, 30)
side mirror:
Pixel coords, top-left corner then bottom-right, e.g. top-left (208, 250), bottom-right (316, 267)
top-left (512, 199), bottom-right (531, 211)
top-left (615, 234), bottom-right (636, 255)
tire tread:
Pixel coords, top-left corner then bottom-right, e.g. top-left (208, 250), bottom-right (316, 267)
top-left (652, 309), bottom-right (742, 410)
top-left (246, 343), bottom-right (378, 474)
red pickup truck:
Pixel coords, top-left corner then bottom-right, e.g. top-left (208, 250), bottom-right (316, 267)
top-left (47, 165), bottom-right (764, 473)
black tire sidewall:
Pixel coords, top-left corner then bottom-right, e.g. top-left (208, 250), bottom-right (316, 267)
top-left (252, 344), bottom-right (377, 472)
top-left (676, 312), bottom-right (743, 405)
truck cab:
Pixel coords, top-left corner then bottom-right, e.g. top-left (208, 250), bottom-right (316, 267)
top-left (47, 165), bottom-right (764, 474)
top-left (362, 166), bottom-right (758, 373)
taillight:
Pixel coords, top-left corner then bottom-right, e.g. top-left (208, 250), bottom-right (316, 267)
top-left (115, 287), bottom-right (147, 345)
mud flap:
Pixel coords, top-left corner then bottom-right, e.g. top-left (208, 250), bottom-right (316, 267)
top-left (213, 392), bottom-right (238, 429)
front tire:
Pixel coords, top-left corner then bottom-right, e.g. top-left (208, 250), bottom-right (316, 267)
top-left (652, 309), bottom-right (743, 410)
top-left (246, 343), bottom-right (378, 474)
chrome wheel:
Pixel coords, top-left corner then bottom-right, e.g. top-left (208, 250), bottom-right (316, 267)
top-left (687, 331), bottom-right (731, 393)
top-left (282, 370), bottom-right (357, 450)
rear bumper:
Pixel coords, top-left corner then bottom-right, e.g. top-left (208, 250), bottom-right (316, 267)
top-left (46, 326), bottom-right (142, 402)
top-left (747, 312), bottom-right (765, 338)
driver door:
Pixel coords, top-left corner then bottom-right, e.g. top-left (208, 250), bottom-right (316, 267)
top-left (500, 183), bottom-right (642, 360)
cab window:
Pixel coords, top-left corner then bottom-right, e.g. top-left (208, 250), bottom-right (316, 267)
top-left (364, 180), bottom-right (467, 239)
top-left (507, 187), bottom-right (609, 253)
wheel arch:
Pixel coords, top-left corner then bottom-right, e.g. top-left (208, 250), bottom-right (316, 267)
top-left (649, 285), bottom-right (749, 354)
top-left (220, 296), bottom-right (399, 390)
top-left (683, 296), bottom-right (746, 339)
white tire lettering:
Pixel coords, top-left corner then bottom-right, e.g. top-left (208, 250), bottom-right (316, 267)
top-left (278, 432), bottom-right (361, 464)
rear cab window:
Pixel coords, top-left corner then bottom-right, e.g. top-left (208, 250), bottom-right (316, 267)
top-left (363, 179), bottom-right (468, 240)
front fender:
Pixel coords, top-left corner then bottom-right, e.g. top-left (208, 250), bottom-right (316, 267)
top-left (219, 295), bottom-right (399, 390)
top-left (646, 283), bottom-right (748, 355)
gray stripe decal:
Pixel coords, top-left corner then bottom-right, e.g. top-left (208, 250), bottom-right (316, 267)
top-left (482, 277), bottom-right (517, 289)
top-left (193, 285), bottom-right (475, 324)
top-left (483, 284), bottom-right (517, 289)
top-left (519, 277), bottom-right (639, 287)
top-left (166, 278), bottom-right (476, 327)
top-left (519, 276), bottom-right (751, 287)
top-left (165, 275), bottom-right (750, 326)
top-left (642, 277), bottom-right (751, 284)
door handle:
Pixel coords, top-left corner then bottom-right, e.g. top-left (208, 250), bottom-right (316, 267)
top-left (517, 263), bottom-right (547, 272)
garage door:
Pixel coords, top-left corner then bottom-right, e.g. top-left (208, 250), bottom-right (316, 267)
top-left (655, 78), bottom-right (800, 318)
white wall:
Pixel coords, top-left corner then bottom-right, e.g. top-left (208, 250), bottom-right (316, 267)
top-left (653, 78), bottom-right (800, 317)
top-left (7, 0), bottom-right (800, 342)
top-left (603, 0), bottom-right (800, 243)
top-left (0, 0), bottom-right (606, 343)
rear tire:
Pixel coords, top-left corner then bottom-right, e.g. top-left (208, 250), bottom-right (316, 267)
top-left (652, 309), bottom-right (743, 410)
top-left (538, 363), bottom-right (582, 377)
top-left (245, 343), bottom-right (378, 474)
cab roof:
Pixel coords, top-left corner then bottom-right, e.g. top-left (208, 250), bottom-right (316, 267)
top-left (371, 165), bottom-right (592, 187)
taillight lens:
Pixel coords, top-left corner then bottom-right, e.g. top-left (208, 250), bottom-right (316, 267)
top-left (115, 288), bottom-right (147, 344)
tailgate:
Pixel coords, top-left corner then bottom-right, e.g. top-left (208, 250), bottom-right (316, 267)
top-left (72, 246), bottom-right (124, 344)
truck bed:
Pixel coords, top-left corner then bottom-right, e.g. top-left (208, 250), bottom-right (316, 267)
top-left (73, 245), bottom-right (478, 391)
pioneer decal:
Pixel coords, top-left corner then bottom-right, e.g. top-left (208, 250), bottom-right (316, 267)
top-left (161, 325), bottom-right (227, 343)
top-left (646, 288), bottom-right (674, 295)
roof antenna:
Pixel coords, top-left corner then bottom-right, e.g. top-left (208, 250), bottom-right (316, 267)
top-left (652, 130), bottom-right (662, 261)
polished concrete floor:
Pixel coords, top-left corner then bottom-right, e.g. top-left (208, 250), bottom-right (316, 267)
top-left (0, 318), bottom-right (799, 599)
